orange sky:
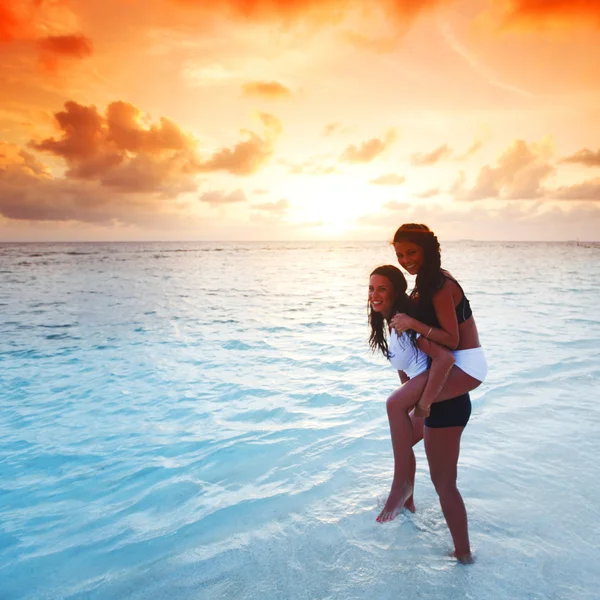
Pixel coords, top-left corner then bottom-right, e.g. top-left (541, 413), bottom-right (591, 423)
top-left (1, 0), bottom-right (600, 241)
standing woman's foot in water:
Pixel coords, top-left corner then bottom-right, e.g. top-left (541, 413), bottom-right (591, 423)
top-left (453, 551), bottom-right (474, 564)
top-left (376, 482), bottom-right (413, 522)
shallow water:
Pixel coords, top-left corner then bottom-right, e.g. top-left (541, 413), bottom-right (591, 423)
top-left (1, 241), bottom-right (599, 599)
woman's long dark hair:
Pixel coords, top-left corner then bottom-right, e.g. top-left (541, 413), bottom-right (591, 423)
top-left (368, 265), bottom-right (416, 358)
top-left (392, 223), bottom-right (444, 327)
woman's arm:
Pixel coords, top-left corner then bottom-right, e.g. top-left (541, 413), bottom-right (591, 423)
top-left (390, 281), bottom-right (460, 349)
top-left (413, 336), bottom-right (455, 417)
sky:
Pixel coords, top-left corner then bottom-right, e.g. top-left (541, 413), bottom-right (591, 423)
top-left (1, 0), bottom-right (600, 242)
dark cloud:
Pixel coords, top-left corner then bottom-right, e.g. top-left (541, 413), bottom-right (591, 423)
top-left (30, 101), bottom-right (200, 193)
top-left (0, 142), bottom-right (167, 222)
top-left (1, 101), bottom-right (282, 224)
top-left (37, 34), bottom-right (93, 58)
top-left (30, 101), bottom-right (281, 193)
top-left (1, 2), bottom-right (92, 73)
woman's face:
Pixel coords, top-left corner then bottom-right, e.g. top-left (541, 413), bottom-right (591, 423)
top-left (369, 274), bottom-right (395, 319)
top-left (393, 241), bottom-right (424, 275)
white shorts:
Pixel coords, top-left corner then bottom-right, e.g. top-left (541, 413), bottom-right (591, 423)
top-left (452, 347), bottom-right (487, 383)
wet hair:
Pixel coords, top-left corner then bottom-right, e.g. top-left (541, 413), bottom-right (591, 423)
top-left (368, 265), bottom-right (417, 359)
top-left (392, 223), bottom-right (444, 327)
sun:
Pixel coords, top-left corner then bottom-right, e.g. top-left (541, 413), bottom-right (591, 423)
top-left (283, 175), bottom-right (374, 231)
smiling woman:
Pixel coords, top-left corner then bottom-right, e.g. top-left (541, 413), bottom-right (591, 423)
top-left (366, 263), bottom-right (478, 562)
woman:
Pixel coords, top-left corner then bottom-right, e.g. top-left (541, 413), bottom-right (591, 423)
top-left (371, 224), bottom-right (486, 561)
top-left (389, 223), bottom-right (487, 393)
top-left (369, 265), bottom-right (477, 563)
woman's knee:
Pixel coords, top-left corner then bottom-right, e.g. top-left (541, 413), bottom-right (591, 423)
top-left (386, 387), bottom-right (419, 415)
top-left (430, 474), bottom-right (458, 498)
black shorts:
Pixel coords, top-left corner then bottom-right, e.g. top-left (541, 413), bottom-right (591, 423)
top-left (424, 392), bottom-right (471, 429)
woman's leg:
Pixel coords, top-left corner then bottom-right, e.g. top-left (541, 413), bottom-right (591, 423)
top-left (376, 408), bottom-right (425, 522)
top-left (404, 411), bottom-right (424, 513)
top-left (424, 425), bottom-right (473, 563)
top-left (376, 367), bottom-right (481, 523)
top-left (377, 368), bottom-right (479, 523)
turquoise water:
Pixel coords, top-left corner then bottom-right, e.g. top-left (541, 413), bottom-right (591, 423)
top-left (1, 241), bottom-right (599, 599)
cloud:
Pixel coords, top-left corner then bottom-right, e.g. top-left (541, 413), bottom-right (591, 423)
top-left (369, 173), bottom-right (405, 185)
top-left (452, 139), bottom-right (555, 201)
top-left (340, 129), bottom-right (396, 163)
top-left (455, 139), bottom-right (484, 161)
top-left (1, 2), bottom-right (92, 73)
top-left (199, 112), bottom-right (282, 175)
top-left (410, 144), bottom-right (452, 166)
top-left (199, 188), bottom-right (247, 206)
top-left (242, 80), bottom-right (291, 99)
top-left (38, 34), bottom-right (93, 71)
top-left (1, 101), bottom-right (282, 224)
top-left (381, 200), bottom-right (412, 211)
top-left (30, 101), bottom-right (281, 192)
top-left (0, 141), bottom-right (50, 177)
top-left (561, 148), bottom-right (600, 167)
top-left (413, 188), bottom-right (440, 199)
top-left (500, 0), bottom-right (600, 30)
top-left (170, 0), bottom-right (451, 28)
top-left (0, 141), bottom-right (172, 223)
top-left (550, 178), bottom-right (600, 201)
top-left (251, 198), bottom-right (289, 214)
top-left (30, 100), bottom-right (201, 194)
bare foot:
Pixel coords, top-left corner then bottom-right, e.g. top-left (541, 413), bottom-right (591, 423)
top-left (453, 551), bottom-right (474, 564)
top-left (403, 495), bottom-right (415, 513)
top-left (376, 482), bottom-right (413, 523)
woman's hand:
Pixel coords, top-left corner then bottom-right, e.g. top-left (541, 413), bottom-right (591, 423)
top-left (414, 403), bottom-right (431, 418)
top-left (390, 313), bottom-right (413, 333)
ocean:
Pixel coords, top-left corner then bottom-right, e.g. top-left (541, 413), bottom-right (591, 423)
top-left (1, 241), bottom-right (599, 600)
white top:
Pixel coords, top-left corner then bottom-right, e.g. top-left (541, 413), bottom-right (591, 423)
top-left (387, 330), bottom-right (428, 379)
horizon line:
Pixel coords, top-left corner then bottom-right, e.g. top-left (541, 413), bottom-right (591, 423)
top-left (0, 239), bottom-right (598, 244)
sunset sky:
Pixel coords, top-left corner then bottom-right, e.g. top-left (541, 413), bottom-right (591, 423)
top-left (1, 0), bottom-right (600, 241)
